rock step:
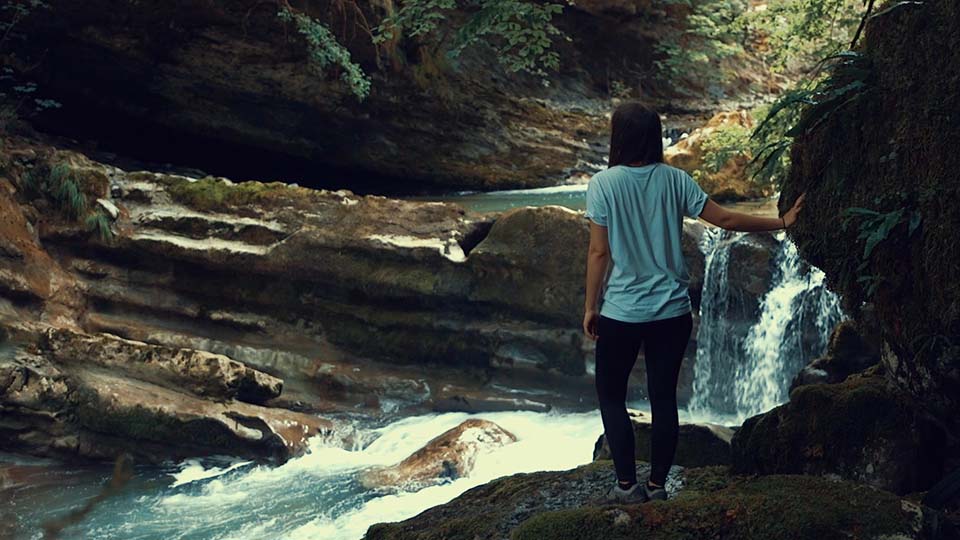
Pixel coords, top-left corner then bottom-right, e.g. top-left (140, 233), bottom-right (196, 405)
top-left (592, 409), bottom-right (733, 468)
top-left (41, 327), bottom-right (282, 404)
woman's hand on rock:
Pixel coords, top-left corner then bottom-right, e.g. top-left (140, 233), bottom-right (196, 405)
top-left (583, 309), bottom-right (600, 340)
top-left (782, 193), bottom-right (806, 228)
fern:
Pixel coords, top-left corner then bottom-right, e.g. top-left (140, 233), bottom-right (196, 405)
top-left (749, 51), bottom-right (873, 187)
top-left (48, 163), bottom-right (86, 218)
top-left (841, 205), bottom-right (922, 297)
top-left (21, 161), bottom-right (93, 222)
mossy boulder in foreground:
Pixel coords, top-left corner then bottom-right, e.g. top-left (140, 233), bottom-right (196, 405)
top-left (732, 366), bottom-right (948, 495)
top-left (364, 462), bottom-right (936, 540)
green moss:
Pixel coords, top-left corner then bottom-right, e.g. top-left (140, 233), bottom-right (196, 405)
top-left (731, 368), bottom-right (947, 493)
top-left (512, 509), bottom-right (625, 540)
top-left (365, 461), bottom-right (916, 540)
top-left (513, 474), bottom-right (912, 540)
top-left (153, 175), bottom-right (290, 212)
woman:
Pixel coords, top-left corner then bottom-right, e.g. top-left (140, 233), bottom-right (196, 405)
top-left (584, 102), bottom-right (804, 503)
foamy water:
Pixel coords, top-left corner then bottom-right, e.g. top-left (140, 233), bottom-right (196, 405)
top-left (15, 411), bottom-right (606, 540)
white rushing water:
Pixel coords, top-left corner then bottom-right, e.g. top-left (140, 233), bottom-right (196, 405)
top-left (18, 411), bottom-right (604, 540)
top-left (690, 231), bottom-right (844, 423)
top-left (687, 228), bottom-right (745, 417)
top-left (734, 237), bottom-right (842, 416)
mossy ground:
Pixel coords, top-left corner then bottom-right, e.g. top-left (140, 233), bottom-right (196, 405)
top-left (514, 474), bottom-right (911, 540)
top-left (364, 463), bottom-right (917, 540)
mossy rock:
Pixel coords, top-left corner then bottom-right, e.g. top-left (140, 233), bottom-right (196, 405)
top-left (153, 175), bottom-right (292, 213)
top-left (513, 475), bottom-right (921, 540)
top-left (732, 367), bottom-right (948, 495)
top-left (782, 0), bottom-right (960, 432)
top-left (364, 462), bottom-right (928, 540)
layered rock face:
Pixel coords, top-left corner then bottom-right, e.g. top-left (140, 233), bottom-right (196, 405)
top-left (0, 326), bottom-right (329, 464)
top-left (14, 1), bottom-right (762, 192)
top-left (0, 141), bottom-right (716, 412)
top-left (782, 0), bottom-right (960, 436)
top-left (1, 139), bottom-right (796, 464)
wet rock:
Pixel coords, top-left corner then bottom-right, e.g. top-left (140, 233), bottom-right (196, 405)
top-left (592, 410), bottom-right (733, 467)
top-left (360, 419), bottom-right (517, 492)
top-left (365, 463), bottom-right (934, 540)
top-left (0, 347), bottom-right (329, 464)
top-left (732, 366), bottom-right (948, 495)
top-left (791, 318), bottom-right (882, 390)
top-left (40, 327), bottom-right (282, 404)
top-left (431, 394), bottom-right (551, 414)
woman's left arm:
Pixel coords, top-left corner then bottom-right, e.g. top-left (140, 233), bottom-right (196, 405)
top-left (584, 222), bottom-right (611, 340)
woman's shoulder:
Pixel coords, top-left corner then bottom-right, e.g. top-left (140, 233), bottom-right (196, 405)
top-left (652, 163), bottom-right (692, 179)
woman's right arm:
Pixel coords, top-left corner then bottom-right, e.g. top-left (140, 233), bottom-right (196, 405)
top-left (698, 194), bottom-right (805, 232)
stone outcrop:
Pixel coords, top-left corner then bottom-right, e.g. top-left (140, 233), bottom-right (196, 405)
top-left (592, 409), bottom-right (733, 468)
top-left (732, 366), bottom-right (948, 495)
top-left (0, 141), bottom-right (728, 414)
top-left (364, 462), bottom-right (936, 540)
top-left (0, 326), bottom-right (330, 464)
top-left (12, 1), bottom-right (772, 193)
top-left (41, 327), bottom-right (283, 404)
top-left (360, 419), bottom-right (517, 492)
top-left (782, 0), bottom-right (960, 440)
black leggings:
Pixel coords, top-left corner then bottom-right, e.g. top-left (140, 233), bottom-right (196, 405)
top-left (595, 312), bottom-right (692, 486)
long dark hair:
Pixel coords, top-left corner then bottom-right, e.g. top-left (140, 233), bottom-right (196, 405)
top-left (608, 102), bottom-right (664, 168)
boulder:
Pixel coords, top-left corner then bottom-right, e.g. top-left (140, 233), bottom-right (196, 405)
top-left (782, 0), bottom-right (960, 439)
top-left (732, 366), bottom-right (948, 495)
top-left (467, 205), bottom-right (589, 327)
top-left (791, 317), bottom-right (882, 390)
top-left (360, 419), bottom-right (517, 491)
top-left (365, 462), bottom-right (935, 540)
top-left (592, 409), bottom-right (733, 468)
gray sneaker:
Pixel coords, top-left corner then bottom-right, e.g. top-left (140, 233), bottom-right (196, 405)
top-left (604, 482), bottom-right (649, 504)
top-left (643, 483), bottom-right (668, 501)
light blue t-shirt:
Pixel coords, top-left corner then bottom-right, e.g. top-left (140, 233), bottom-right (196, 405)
top-left (585, 163), bottom-right (709, 323)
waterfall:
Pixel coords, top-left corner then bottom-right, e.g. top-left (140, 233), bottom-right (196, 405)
top-left (688, 228), bottom-right (746, 416)
top-left (690, 230), bottom-right (844, 424)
